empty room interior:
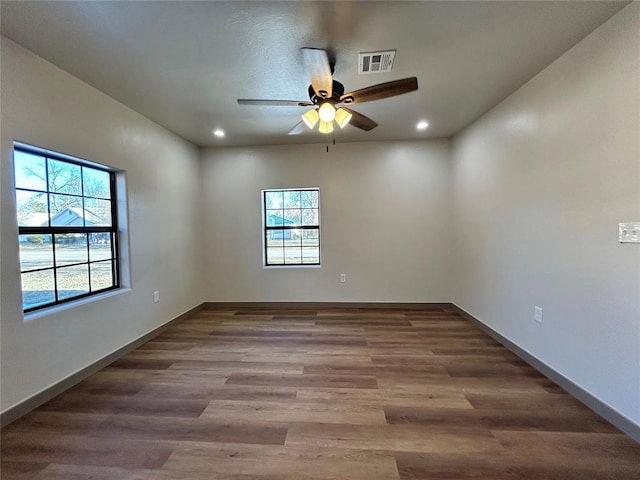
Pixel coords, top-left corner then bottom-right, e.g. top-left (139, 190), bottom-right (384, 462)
top-left (1, 1), bottom-right (639, 478)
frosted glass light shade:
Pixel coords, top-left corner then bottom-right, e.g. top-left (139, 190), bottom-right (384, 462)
top-left (301, 108), bottom-right (319, 129)
top-left (318, 120), bottom-right (334, 134)
top-left (318, 102), bottom-right (336, 122)
top-left (335, 108), bottom-right (352, 128)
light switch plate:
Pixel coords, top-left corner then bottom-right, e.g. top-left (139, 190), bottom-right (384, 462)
top-left (534, 306), bottom-right (543, 324)
top-left (619, 223), bottom-right (640, 243)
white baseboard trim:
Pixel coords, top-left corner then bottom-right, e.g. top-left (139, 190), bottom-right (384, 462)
top-left (453, 304), bottom-right (640, 443)
top-left (0, 303), bottom-right (204, 428)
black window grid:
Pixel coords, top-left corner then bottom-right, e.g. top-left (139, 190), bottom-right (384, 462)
top-left (263, 189), bottom-right (320, 266)
top-left (15, 147), bottom-right (120, 312)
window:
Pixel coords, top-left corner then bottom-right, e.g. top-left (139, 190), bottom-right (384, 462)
top-left (263, 188), bottom-right (320, 266)
top-left (14, 145), bottom-right (120, 312)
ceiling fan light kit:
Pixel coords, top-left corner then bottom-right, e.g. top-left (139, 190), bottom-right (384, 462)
top-left (301, 104), bottom-right (351, 133)
top-left (335, 108), bottom-right (352, 129)
top-left (318, 102), bottom-right (336, 122)
top-left (318, 120), bottom-right (334, 134)
top-left (237, 47), bottom-right (418, 136)
top-left (302, 108), bottom-right (320, 129)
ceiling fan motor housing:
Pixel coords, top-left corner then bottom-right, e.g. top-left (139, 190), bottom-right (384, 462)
top-left (309, 80), bottom-right (345, 105)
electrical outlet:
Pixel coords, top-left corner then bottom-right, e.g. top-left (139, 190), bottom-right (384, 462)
top-left (534, 306), bottom-right (543, 324)
top-left (153, 291), bottom-right (160, 303)
top-left (340, 273), bottom-right (347, 283)
top-left (619, 222), bottom-right (640, 243)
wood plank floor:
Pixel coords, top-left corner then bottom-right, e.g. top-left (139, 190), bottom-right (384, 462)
top-left (2, 307), bottom-right (639, 479)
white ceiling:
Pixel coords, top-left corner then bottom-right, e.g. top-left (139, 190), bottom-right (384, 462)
top-left (0, 1), bottom-right (629, 147)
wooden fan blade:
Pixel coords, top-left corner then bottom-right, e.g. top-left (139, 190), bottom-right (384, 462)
top-left (342, 108), bottom-right (378, 131)
top-left (288, 121), bottom-right (309, 135)
top-left (340, 77), bottom-right (418, 104)
top-left (301, 48), bottom-right (333, 99)
top-left (237, 99), bottom-right (313, 107)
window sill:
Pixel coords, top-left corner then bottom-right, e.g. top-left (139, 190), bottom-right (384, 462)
top-left (24, 287), bottom-right (132, 322)
top-left (263, 264), bottom-right (322, 269)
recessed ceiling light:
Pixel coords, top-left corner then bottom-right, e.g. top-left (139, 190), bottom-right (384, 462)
top-left (417, 120), bottom-right (429, 130)
top-left (213, 129), bottom-right (225, 138)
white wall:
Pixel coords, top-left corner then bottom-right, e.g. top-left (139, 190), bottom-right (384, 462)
top-left (0, 38), bottom-right (204, 413)
top-left (200, 140), bottom-right (452, 303)
top-left (451, 3), bottom-right (640, 426)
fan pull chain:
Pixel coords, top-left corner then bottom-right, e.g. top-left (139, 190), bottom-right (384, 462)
top-left (326, 138), bottom-right (336, 153)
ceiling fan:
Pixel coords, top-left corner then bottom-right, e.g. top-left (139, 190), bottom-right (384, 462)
top-left (237, 48), bottom-right (418, 135)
